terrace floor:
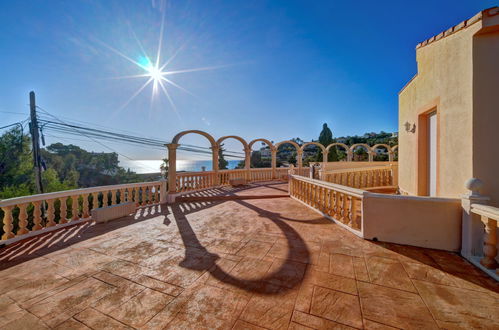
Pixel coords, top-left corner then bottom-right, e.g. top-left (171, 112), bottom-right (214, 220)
top-left (1, 182), bottom-right (498, 329)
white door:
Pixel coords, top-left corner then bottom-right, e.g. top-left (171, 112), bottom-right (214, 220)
top-left (428, 112), bottom-right (437, 196)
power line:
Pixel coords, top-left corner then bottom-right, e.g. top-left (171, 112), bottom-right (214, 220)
top-left (36, 108), bottom-right (245, 158)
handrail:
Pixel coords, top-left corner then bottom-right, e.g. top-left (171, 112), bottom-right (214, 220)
top-left (1, 180), bottom-right (166, 242)
top-left (289, 174), bottom-right (365, 233)
top-left (321, 165), bottom-right (391, 174)
top-left (290, 175), bottom-right (365, 198)
top-left (471, 204), bottom-right (499, 220)
top-left (0, 181), bottom-right (163, 207)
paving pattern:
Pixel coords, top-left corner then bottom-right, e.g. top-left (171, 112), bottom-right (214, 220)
top-left (0, 182), bottom-right (498, 329)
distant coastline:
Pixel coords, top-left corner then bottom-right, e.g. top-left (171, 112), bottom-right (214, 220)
top-left (120, 159), bottom-right (242, 174)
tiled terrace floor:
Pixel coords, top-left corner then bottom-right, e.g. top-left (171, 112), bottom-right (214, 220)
top-left (1, 182), bottom-right (498, 329)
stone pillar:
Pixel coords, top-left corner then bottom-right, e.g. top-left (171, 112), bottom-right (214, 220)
top-left (368, 151), bottom-right (374, 162)
top-left (347, 151), bottom-right (353, 162)
top-left (166, 143), bottom-right (179, 194)
top-left (212, 145), bottom-right (220, 185)
top-left (297, 150), bottom-right (303, 169)
top-left (461, 178), bottom-right (489, 258)
top-left (388, 151), bottom-right (394, 162)
top-left (160, 179), bottom-right (168, 204)
top-left (271, 148), bottom-right (277, 179)
top-left (322, 150), bottom-right (327, 163)
top-left (244, 147), bottom-right (251, 181)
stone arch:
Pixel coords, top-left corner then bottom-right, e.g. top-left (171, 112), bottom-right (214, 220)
top-left (172, 130), bottom-right (217, 147)
top-left (168, 130), bottom-right (219, 194)
top-left (372, 143), bottom-right (392, 161)
top-left (216, 135), bottom-right (249, 149)
top-left (275, 140), bottom-right (300, 150)
top-left (326, 143), bottom-right (351, 161)
top-left (248, 138), bottom-right (275, 151)
top-left (248, 138), bottom-right (275, 169)
top-left (275, 140), bottom-right (302, 167)
top-left (350, 143), bottom-right (373, 162)
top-left (217, 135), bottom-right (249, 169)
top-left (300, 142), bottom-right (326, 163)
top-left (391, 145), bottom-right (399, 161)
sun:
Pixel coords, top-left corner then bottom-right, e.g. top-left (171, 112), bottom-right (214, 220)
top-left (98, 8), bottom-right (231, 117)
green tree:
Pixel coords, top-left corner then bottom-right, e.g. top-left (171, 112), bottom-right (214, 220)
top-left (160, 158), bottom-right (169, 179)
top-left (317, 123), bottom-right (338, 162)
top-left (218, 144), bottom-right (228, 170)
top-left (0, 127), bottom-right (35, 198)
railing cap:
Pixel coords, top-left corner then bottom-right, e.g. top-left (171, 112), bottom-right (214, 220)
top-left (465, 178), bottom-right (484, 197)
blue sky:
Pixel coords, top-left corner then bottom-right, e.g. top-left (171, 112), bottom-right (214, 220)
top-left (0, 0), bottom-right (495, 165)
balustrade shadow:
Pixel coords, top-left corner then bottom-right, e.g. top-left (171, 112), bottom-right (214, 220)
top-left (177, 181), bottom-right (289, 201)
top-left (0, 204), bottom-right (173, 270)
top-left (169, 198), bottom-right (314, 294)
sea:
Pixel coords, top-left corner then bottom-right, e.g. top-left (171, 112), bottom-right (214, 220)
top-left (119, 159), bottom-right (243, 174)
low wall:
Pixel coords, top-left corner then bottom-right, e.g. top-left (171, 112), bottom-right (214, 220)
top-left (314, 161), bottom-right (396, 171)
top-left (362, 193), bottom-right (462, 251)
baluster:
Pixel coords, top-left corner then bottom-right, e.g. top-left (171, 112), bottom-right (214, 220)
top-left (1, 206), bottom-right (15, 240)
top-left (332, 191), bottom-right (338, 217)
top-left (347, 196), bottom-right (353, 227)
top-left (82, 194), bottom-right (90, 218)
top-left (119, 188), bottom-right (125, 203)
top-left (154, 185), bottom-right (159, 202)
top-left (148, 186), bottom-right (153, 204)
top-left (17, 203), bottom-right (29, 235)
top-left (480, 216), bottom-right (498, 269)
top-left (340, 193), bottom-right (346, 223)
top-left (351, 197), bottom-right (360, 229)
top-left (46, 199), bottom-right (56, 227)
top-left (71, 195), bottom-right (79, 221)
top-left (33, 201), bottom-right (43, 230)
top-left (133, 187), bottom-right (139, 206)
top-left (111, 190), bottom-right (117, 205)
top-left (59, 197), bottom-right (68, 224)
top-left (91, 192), bottom-right (99, 210)
top-left (103, 190), bottom-right (109, 207)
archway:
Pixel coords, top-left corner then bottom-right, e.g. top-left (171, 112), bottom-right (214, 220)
top-left (300, 142), bottom-right (327, 163)
top-left (326, 143), bottom-right (351, 161)
top-left (216, 136), bottom-right (249, 170)
top-left (391, 145), bottom-right (399, 161)
top-left (372, 143), bottom-right (392, 161)
top-left (167, 130), bottom-right (219, 194)
top-left (350, 143), bottom-right (373, 162)
top-left (275, 140), bottom-right (302, 168)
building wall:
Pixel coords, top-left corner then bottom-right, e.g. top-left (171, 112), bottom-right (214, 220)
top-left (473, 17), bottom-right (499, 204)
top-left (398, 22), bottom-right (481, 198)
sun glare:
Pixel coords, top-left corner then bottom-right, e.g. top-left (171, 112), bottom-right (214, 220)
top-left (98, 8), bottom-right (233, 117)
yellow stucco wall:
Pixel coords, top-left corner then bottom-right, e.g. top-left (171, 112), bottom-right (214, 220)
top-left (399, 11), bottom-right (499, 202)
top-left (473, 17), bottom-right (499, 204)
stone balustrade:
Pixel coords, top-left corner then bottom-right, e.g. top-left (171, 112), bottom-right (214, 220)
top-left (175, 167), bottom-right (310, 193)
top-left (461, 178), bottom-right (499, 280)
top-left (471, 204), bottom-right (499, 273)
top-left (0, 181), bottom-right (166, 244)
top-left (289, 174), bottom-right (365, 234)
top-left (321, 165), bottom-right (396, 189)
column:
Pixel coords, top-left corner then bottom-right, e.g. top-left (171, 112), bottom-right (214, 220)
top-left (297, 150), bottom-right (303, 169)
top-left (461, 178), bottom-right (489, 258)
top-left (244, 146), bottom-right (251, 181)
top-left (271, 148), bottom-right (277, 179)
top-left (212, 145), bottom-right (220, 185)
top-left (166, 143), bottom-right (179, 194)
top-left (347, 151), bottom-right (353, 162)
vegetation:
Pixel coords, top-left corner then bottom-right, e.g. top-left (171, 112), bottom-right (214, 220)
top-left (0, 128), bottom-right (146, 199)
top-left (218, 144), bottom-right (228, 170)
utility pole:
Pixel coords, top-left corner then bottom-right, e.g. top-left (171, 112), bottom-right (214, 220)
top-left (29, 91), bottom-right (44, 194)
